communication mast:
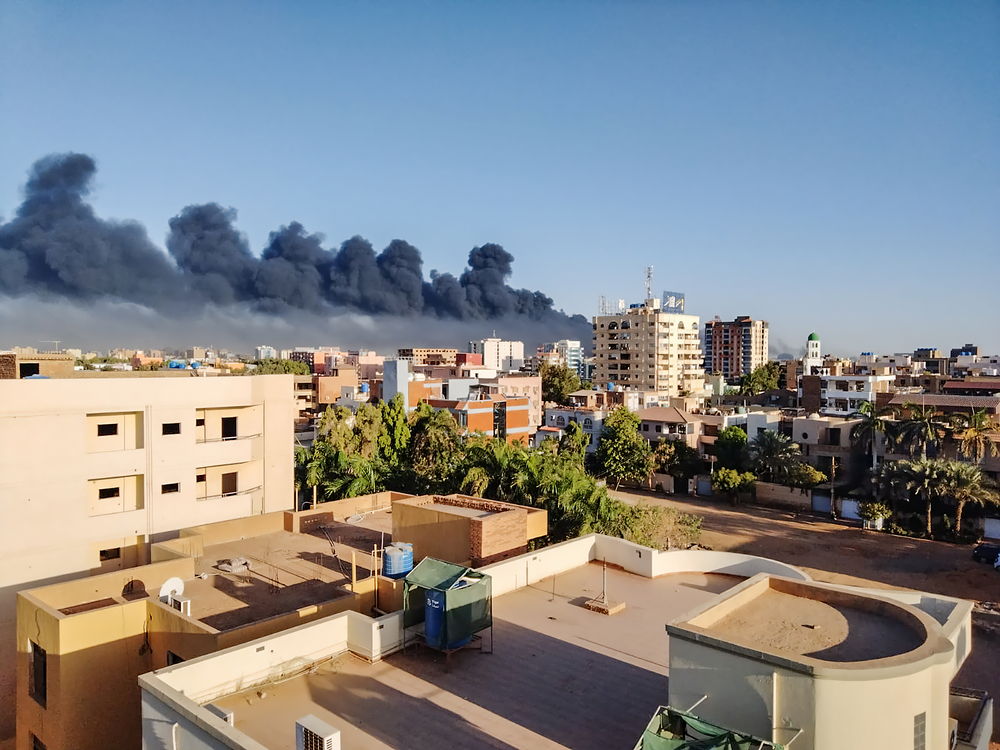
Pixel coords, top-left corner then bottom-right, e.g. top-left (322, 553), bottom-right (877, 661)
top-left (644, 266), bottom-right (653, 300)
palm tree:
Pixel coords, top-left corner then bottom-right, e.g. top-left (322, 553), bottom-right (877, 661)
top-left (321, 451), bottom-right (387, 501)
top-left (460, 439), bottom-right (529, 503)
top-left (890, 403), bottom-right (951, 459)
top-left (407, 405), bottom-right (464, 493)
top-left (952, 409), bottom-right (1000, 465)
top-left (898, 458), bottom-right (948, 537)
top-left (939, 461), bottom-right (998, 535)
top-left (299, 440), bottom-right (337, 507)
top-left (849, 401), bottom-right (893, 472)
top-left (749, 430), bottom-right (801, 483)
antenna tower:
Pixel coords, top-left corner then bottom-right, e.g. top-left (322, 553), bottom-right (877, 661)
top-left (644, 266), bottom-right (653, 300)
top-left (598, 296), bottom-right (610, 315)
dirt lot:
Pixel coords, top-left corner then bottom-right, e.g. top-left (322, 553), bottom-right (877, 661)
top-left (612, 488), bottom-right (1000, 743)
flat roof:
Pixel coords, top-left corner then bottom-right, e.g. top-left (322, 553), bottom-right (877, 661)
top-left (420, 501), bottom-right (494, 518)
top-left (700, 587), bottom-right (922, 662)
top-left (211, 563), bottom-right (742, 749)
top-left (183, 530), bottom-right (368, 631)
top-left (675, 576), bottom-right (932, 667)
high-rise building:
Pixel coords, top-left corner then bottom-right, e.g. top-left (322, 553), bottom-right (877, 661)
top-left (702, 316), bottom-right (769, 382)
top-left (537, 339), bottom-right (585, 378)
top-left (592, 298), bottom-right (705, 396)
top-left (255, 345), bottom-right (277, 360)
top-left (469, 338), bottom-right (525, 371)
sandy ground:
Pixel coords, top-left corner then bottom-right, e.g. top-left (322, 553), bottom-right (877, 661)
top-left (612, 488), bottom-right (1000, 744)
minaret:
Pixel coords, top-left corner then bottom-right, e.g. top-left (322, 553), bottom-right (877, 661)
top-left (803, 332), bottom-right (822, 375)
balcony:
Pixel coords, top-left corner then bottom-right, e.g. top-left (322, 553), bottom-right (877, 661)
top-left (198, 484), bottom-right (263, 502)
top-left (194, 433), bottom-right (260, 467)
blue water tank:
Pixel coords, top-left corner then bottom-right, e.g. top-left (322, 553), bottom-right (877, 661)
top-left (168, 360), bottom-right (186, 369)
top-left (360, 382), bottom-right (370, 393)
top-left (190, 361), bottom-right (200, 369)
top-left (424, 589), bottom-right (446, 648)
top-left (606, 382), bottom-right (614, 391)
top-left (382, 543), bottom-right (413, 579)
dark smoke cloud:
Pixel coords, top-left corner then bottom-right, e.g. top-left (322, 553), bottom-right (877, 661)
top-left (0, 153), bottom-right (589, 338)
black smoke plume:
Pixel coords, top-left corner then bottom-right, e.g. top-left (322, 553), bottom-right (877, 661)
top-left (0, 153), bottom-right (588, 338)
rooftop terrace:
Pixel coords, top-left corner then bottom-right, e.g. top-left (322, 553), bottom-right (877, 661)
top-left (211, 563), bottom-right (742, 749)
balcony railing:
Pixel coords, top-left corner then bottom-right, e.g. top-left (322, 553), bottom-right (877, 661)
top-left (198, 484), bottom-right (263, 502)
top-left (196, 432), bottom-right (262, 445)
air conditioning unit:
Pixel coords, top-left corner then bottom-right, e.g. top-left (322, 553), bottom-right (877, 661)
top-left (296, 715), bottom-right (341, 750)
top-left (205, 703), bottom-right (234, 726)
top-left (170, 595), bottom-right (192, 616)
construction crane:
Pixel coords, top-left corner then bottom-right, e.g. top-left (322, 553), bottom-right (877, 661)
top-left (40, 340), bottom-right (62, 353)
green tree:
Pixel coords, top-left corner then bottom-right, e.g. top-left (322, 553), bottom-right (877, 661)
top-left (785, 462), bottom-right (827, 489)
top-left (460, 438), bottom-right (529, 503)
top-left (738, 362), bottom-right (780, 396)
top-left (252, 358), bottom-right (310, 375)
top-left (407, 404), bottom-right (464, 493)
top-left (653, 439), bottom-right (703, 486)
top-left (711, 468), bottom-right (756, 503)
top-left (377, 394), bottom-right (411, 469)
top-left (749, 430), bottom-right (802, 483)
top-left (316, 406), bottom-right (355, 452)
top-left (897, 458), bottom-right (949, 537)
top-left (595, 407), bottom-right (655, 489)
top-left (715, 426), bottom-right (750, 472)
top-left (540, 361), bottom-right (582, 405)
top-left (939, 460), bottom-right (998, 534)
top-left (557, 420), bottom-right (589, 467)
top-left (321, 451), bottom-right (387, 501)
top-left (953, 409), bottom-right (1000, 465)
top-left (352, 401), bottom-right (383, 458)
top-left (890, 403), bottom-right (952, 459)
top-left (849, 401), bottom-right (894, 472)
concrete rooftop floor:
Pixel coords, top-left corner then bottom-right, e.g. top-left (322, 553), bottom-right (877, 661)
top-left (213, 562), bottom-right (741, 749)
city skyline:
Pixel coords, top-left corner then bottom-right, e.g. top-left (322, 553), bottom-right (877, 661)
top-left (2, 1), bottom-right (998, 354)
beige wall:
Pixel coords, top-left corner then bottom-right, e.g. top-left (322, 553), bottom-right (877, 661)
top-left (0, 375), bottom-right (295, 740)
top-left (392, 501), bottom-right (472, 565)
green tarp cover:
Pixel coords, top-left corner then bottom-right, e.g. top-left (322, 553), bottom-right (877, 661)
top-left (636, 707), bottom-right (783, 750)
top-left (402, 557), bottom-right (492, 646)
top-left (404, 557), bottom-right (473, 591)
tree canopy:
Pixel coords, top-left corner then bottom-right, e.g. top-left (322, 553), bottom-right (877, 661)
top-left (595, 407), bottom-right (655, 489)
top-left (251, 358), bottom-right (310, 375)
top-left (540, 361), bottom-right (582, 404)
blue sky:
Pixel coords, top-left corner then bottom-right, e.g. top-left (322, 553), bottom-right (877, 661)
top-left (1, 0), bottom-right (998, 354)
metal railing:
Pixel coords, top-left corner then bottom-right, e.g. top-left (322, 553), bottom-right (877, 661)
top-left (195, 432), bottom-right (261, 445)
top-left (197, 484), bottom-right (262, 502)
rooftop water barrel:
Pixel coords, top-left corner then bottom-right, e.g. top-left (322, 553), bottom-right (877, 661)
top-left (360, 382), bottom-right (370, 393)
top-left (424, 588), bottom-right (446, 648)
top-left (382, 542), bottom-right (413, 579)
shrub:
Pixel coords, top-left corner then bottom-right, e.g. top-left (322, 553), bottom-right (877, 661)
top-left (857, 501), bottom-right (892, 522)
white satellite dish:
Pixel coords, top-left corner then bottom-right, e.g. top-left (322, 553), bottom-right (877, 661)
top-left (159, 576), bottom-right (185, 600)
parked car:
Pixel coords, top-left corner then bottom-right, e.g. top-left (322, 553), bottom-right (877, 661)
top-left (972, 543), bottom-right (1000, 564)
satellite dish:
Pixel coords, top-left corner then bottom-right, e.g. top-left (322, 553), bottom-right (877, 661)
top-left (159, 577), bottom-right (185, 600)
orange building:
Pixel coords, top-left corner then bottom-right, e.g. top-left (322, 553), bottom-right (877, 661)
top-left (427, 393), bottom-right (531, 443)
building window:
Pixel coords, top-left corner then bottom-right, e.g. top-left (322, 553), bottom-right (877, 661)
top-left (655, 425), bottom-right (662, 433)
top-left (913, 712), bottom-right (925, 750)
top-left (162, 422), bottom-right (181, 435)
top-left (221, 416), bottom-right (238, 440)
top-left (29, 641), bottom-right (46, 707)
top-left (195, 418), bottom-right (205, 427)
top-left (196, 473), bottom-right (206, 483)
top-left (31, 734), bottom-right (46, 750)
top-left (161, 483), bottom-right (180, 494)
top-left (221, 472), bottom-right (238, 496)
top-left (99, 547), bottom-right (121, 562)
top-left (98, 487), bottom-right (121, 500)
top-left (97, 423), bottom-right (118, 437)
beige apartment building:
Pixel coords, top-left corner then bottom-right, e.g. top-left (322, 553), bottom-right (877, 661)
top-left (0, 375), bottom-right (295, 741)
top-left (593, 298), bottom-right (706, 396)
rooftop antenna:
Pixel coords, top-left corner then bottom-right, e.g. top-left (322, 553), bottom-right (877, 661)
top-left (598, 296), bottom-right (610, 315)
top-left (40, 340), bottom-right (62, 352)
top-left (644, 266), bottom-right (653, 300)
